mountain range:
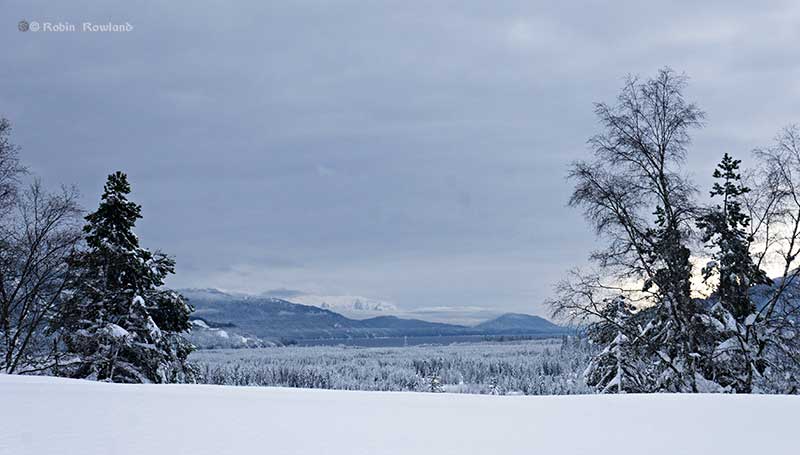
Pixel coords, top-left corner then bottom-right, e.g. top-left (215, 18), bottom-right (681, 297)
top-left (180, 288), bottom-right (568, 348)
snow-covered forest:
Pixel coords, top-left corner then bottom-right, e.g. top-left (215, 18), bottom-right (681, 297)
top-left (191, 338), bottom-right (594, 395)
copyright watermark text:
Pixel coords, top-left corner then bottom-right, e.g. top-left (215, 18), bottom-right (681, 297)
top-left (18, 20), bottom-right (134, 33)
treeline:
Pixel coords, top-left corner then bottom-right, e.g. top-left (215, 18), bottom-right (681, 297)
top-left (0, 118), bottom-right (193, 383)
top-left (551, 68), bottom-right (800, 394)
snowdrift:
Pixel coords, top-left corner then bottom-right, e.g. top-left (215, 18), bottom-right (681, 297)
top-left (1, 374), bottom-right (798, 455)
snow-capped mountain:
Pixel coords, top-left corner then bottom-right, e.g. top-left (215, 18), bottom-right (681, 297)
top-left (288, 295), bottom-right (397, 316)
top-left (259, 289), bottom-right (398, 318)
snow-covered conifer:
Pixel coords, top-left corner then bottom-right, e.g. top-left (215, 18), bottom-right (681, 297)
top-left (583, 296), bottom-right (644, 393)
top-left (56, 172), bottom-right (194, 383)
top-left (694, 154), bottom-right (772, 392)
top-left (697, 153), bottom-right (771, 320)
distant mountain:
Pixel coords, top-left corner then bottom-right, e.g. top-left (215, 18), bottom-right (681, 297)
top-left (357, 316), bottom-right (469, 336)
top-left (402, 307), bottom-right (504, 326)
top-left (260, 290), bottom-right (398, 318)
top-left (179, 288), bottom-right (569, 345)
top-left (183, 289), bottom-right (361, 340)
top-left (474, 313), bottom-right (563, 334)
top-left (358, 315), bottom-right (457, 330)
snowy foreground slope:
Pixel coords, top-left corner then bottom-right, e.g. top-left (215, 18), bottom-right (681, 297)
top-left (1, 374), bottom-right (798, 455)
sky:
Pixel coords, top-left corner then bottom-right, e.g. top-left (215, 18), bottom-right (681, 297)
top-left (2, 1), bottom-right (799, 318)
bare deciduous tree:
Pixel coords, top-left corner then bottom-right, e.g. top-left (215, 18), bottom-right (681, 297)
top-left (0, 118), bottom-right (26, 216)
top-left (742, 125), bottom-right (800, 392)
top-left (0, 119), bottom-right (82, 374)
top-left (553, 68), bottom-right (707, 391)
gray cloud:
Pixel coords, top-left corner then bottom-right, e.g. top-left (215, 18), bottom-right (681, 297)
top-left (2, 0), bottom-right (799, 316)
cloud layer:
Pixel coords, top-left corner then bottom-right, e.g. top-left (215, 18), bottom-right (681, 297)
top-left (3, 0), bottom-right (799, 315)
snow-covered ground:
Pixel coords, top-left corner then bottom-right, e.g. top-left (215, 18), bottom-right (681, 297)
top-left (1, 374), bottom-right (798, 455)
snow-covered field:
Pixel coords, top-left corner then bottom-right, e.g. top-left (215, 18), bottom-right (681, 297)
top-left (1, 374), bottom-right (798, 455)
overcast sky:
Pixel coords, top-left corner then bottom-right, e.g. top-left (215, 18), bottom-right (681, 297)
top-left (3, 1), bottom-right (799, 316)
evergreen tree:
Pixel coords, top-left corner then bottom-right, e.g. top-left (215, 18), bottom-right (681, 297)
top-left (697, 153), bottom-right (771, 320)
top-left (695, 154), bottom-right (772, 392)
top-left (56, 172), bottom-right (194, 383)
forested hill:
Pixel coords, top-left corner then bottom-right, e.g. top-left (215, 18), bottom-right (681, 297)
top-left (474, 313), bottom-right (563, 333)
top-left (181, 289), bottom-right (568, 346)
